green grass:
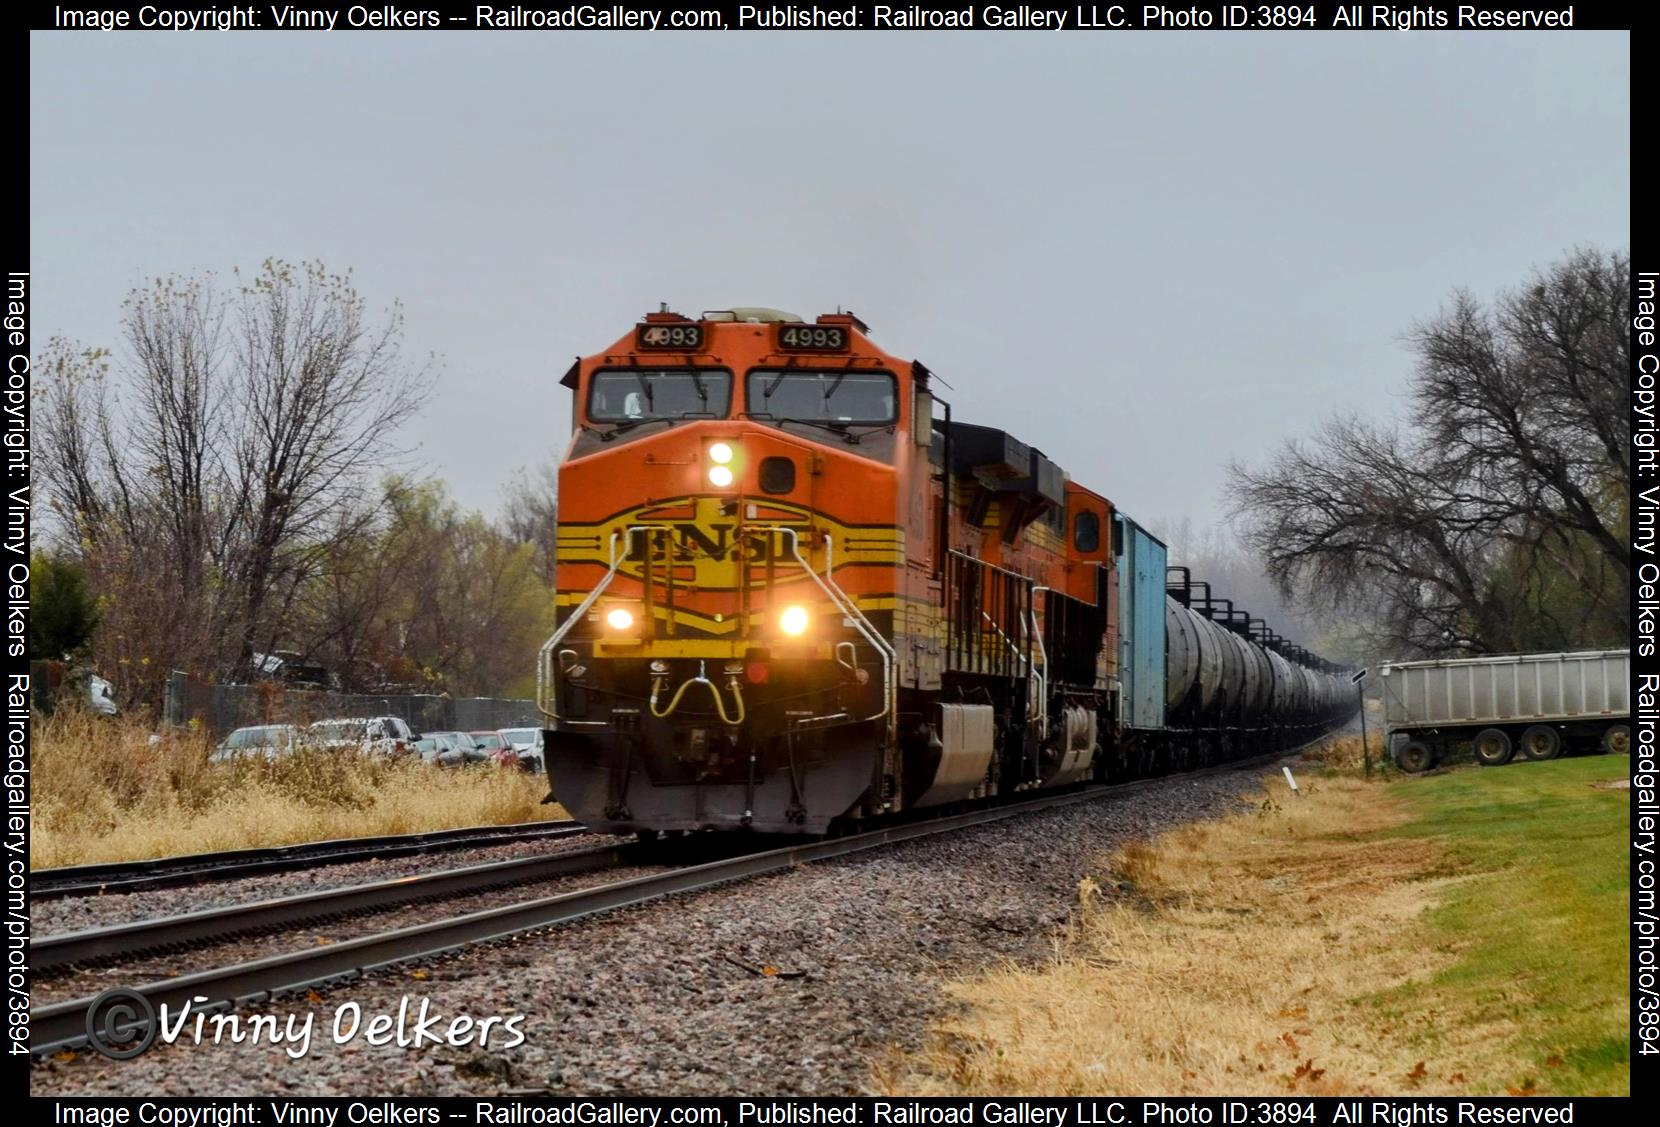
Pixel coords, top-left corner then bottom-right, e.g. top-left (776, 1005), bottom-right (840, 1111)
top-left (1376, 754), bottom-right (1630, 1094)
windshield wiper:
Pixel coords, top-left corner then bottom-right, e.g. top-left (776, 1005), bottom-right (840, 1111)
top-left (761, 369), bottom-right (795, 402)
top-left (598, 416), bottom-right (673, 441)
top-left (774, 417), bottom-right (868, 445)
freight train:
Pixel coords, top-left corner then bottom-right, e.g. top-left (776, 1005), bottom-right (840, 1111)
top-left (537, 308), bottom-right (1354, 835)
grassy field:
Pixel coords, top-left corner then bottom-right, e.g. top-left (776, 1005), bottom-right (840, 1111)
top-left (1372, 752), bottom-right (1630, 1094)
top-left (879, 738), bottom-right (1629, 1096)
top-left (31, 709), bottom-right (562, 868)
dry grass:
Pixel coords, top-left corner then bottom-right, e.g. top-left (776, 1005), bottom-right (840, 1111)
top-left (1298, 728), bottom-right (1389, 774)
top-left (31, 709), bottom-right (562, 868)
top-left (876, 761), bottom-right (1596, 1096)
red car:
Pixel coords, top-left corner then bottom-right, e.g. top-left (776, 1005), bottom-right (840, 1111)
top-left (470, 731), bottom-right (519, 768)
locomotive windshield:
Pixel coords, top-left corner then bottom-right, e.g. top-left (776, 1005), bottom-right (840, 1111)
top-left (588, 369), bottom-right (732, 422)
top-left (745, 370), bottom-right (896, 424)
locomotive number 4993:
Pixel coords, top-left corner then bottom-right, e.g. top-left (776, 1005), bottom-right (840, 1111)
top-left (637, 324), bottom-right (704, 349)
top-left (778, 324), bottom-right (848, 351)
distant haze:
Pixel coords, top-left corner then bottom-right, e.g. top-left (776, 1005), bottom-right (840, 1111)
top-left (30, 31), bottom-right (1630, 538)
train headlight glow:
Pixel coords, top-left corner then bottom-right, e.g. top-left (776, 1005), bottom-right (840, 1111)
top-left (605, 607), bottom-right (635, 631)
top-left (779, 605), bottom-right (810, 637)
top-left (709, 442), bottom-right (734, 465)
top-left (708, 464), bottom-right (735, 488)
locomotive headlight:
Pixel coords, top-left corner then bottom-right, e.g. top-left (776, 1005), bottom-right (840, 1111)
top-left (706, 440), bottom-right (738, 487)
top-left (605, 607), bottom-right (635, 631)
top-left (779, 605), bottom-right (810, 637)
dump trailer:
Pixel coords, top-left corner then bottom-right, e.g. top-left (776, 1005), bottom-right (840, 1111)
top-left (1379, 649), bottom-right (1630, 772)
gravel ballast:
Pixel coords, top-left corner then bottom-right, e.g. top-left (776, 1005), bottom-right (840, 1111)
top-left (32, 766), bottom-right (1280, 1096)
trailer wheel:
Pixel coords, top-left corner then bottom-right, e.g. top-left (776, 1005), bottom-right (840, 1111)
top-left (1473, 728), bottom-right (1513, 766)
top-left (1520, 724), bottom-right (1561, 761)
top-left (1397, 740), bottom-right (1434, 773)
top-left (1602, 724), bottom-right (1631, 755)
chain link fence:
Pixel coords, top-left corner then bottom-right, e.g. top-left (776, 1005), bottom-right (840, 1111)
top-left (162, 670), bottom-right (540, 739)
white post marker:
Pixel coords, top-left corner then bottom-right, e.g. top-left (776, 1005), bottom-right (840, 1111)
top-left (1282, 765), bottom-right (1301, 797)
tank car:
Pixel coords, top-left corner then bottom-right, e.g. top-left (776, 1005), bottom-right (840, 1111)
top-left (537, 307), bottom-right (1354, 835)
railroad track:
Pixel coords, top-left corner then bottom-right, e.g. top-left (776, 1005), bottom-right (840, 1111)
top-left (31, 819), bottom-right (588, 899)
top-left (30, 748), bottom-right (1308, 1056)
top-left (32, 843), bottom-right (635, 975)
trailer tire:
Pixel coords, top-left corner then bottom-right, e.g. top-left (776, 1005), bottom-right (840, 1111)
top-left (1520, 724), bottom-right (1561, 761)
top-left (1602, 724), bottom-right (1631, 755)
top-left (1397, 740), bottom-right (1434, 773)
top-left (1473, 728), bottom-right (1513, 766)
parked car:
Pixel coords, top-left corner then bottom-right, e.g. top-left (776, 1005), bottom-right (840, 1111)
top-left (470, 731), bottom-right (519, 767)
top-left (306, 716), bottom-right (415, 757)
top-left (210, 724), bottom-right (303, 763)
top-left (498, 727), bottom-right (545, 773)
top-left (411, 734), bottom-right (458, 767)
top-left (414, 731), bottom-right (492, 768)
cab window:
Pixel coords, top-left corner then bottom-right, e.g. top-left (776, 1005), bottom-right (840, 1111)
top-left (1074, 511), bottom-right (1100, 553)
top-left (588, 370), bottom-right (732, 422)
top-left (745, 370), bottom-right (896, 424)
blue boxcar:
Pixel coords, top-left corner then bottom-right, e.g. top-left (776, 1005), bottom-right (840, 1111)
top-left (1115, 514), bottom-right (1168, 729)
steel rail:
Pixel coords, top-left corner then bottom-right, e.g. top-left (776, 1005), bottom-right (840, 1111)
top-left (29, 746), bottom-right (1312, 1056)
top-left (33, 844), bottom-right (633, 973)
top-left (32, 820), bottom-right (587, 900)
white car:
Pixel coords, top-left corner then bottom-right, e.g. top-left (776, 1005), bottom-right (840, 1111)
top-left (498, 728), bottom-right (546, 773)
top-left (210, 724), bottom-right (303, 763)
top-left (306, 716), bottom-right (416, 757)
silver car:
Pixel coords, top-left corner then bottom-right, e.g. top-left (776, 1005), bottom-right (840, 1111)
top-left (210, 724), bottom-right (303, 763)
top-left (414, 732), bottom-right (490, 768)
top-left (306, 716), bottom-right (416, 757)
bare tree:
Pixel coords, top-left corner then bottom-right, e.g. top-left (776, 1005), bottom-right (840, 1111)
top-left (33, 261), bottom-right (433, 701)
top-left (121, 275), bottom-right (227, 593)
top-left (501, 459), bottom-right (558, 584)
top-left (34, 340), bottom-right (113, 539)
top-left (223, 260), bottom-right (433, 670)
top-left (1231, 416), bottom-right (1501, 655)
top-left (1230, 248), bottom-right (1629, 659)
top-left (1411, 247), bottom-right (1630, 578)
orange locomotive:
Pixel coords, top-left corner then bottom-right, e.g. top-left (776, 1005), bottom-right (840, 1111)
top-left (538, 307), bottom-right (1351, 835)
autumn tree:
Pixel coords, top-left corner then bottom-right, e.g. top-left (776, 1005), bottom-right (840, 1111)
top-left (297, 479), bottom-right (555, 697)
top-left (501, 460), bottom-right (558, 585)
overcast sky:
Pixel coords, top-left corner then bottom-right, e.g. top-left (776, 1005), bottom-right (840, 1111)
top-left (30, 31), bottom-right (1630, 537)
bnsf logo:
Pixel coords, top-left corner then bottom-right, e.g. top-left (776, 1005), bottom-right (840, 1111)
top-left (628, 525), bottom-right (788, 562)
